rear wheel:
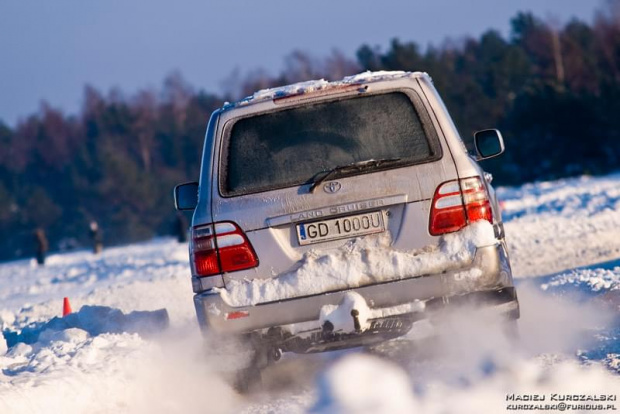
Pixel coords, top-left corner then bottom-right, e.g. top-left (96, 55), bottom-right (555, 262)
top-left (234, 362), bottom-right (264, 393)
top-left (233, 340), bottom-right (282, 393)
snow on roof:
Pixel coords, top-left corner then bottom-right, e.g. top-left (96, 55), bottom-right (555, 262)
top-left (225, 70), bottom-right (422, 109)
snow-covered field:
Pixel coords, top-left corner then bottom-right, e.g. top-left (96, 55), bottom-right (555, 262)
top-left (1, 173), bottom-right (620, 413)
top-left (499, 173), bottom-right (620, 277)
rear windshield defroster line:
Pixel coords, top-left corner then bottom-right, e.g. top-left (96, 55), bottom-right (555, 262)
top-left (220, 91), bottom-right (441, 197)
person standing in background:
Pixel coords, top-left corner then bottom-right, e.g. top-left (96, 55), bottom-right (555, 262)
top-left (90, 221), bottom-right (103, 254)
top-left (34, 228), bottom-right (48, 265)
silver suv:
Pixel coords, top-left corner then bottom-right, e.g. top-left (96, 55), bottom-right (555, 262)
top-left (175, 71), bottom-right (519, 362)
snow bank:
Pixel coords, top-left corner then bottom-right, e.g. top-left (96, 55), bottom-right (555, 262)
top-left (499, 173), bottom-right (620, 277)
top-left (3, 305), bottom-right (169, 348)
top-left (219, 221), bottom-right (496, 307)
top-left (499, 173), bottom-right (620, 220)
top-left (541, 266), bottom-right (620, 293)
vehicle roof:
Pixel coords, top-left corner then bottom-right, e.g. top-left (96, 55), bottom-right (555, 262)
top-left (221, 70), bottom-right (430, 111)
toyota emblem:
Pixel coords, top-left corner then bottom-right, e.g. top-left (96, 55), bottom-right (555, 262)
top-left (323, 181), bottom-right (342, 194)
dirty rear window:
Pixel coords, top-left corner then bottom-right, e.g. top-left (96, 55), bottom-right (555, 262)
top-left (222, 91), bottom-right (440, 196)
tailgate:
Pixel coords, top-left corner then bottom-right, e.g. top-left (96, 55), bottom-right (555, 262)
top-left (209, 86), bottom-right (459, 298)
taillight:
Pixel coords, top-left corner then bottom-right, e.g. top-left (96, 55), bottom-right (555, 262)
top-left (191, 222), bottom-right (259, 277)
top-left (429, 176), bottom-right (493, 236)
top-left (460, 177), bottom-right (493, 224)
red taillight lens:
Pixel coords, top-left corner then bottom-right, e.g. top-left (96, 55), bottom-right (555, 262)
top-left (429, 181), bottom-right (467, 235)
top-left (191, 224), bottom-right (220, 277)
top-left (429, 176), bottom-right (493, 236)
top-left (190, 222), bottom-right (258, 277)
top-left (461, 177), bottom-right (493, 223)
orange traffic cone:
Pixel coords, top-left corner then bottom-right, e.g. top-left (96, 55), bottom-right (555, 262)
top-left (62, 297), bottom-right (72, 317)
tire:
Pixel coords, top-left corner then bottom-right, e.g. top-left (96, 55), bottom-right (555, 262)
top-left (232, 343), bottom-right (273, 393)
top-left (234, 363), bottom-right (263, 393)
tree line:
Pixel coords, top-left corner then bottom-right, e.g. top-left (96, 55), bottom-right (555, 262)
top-left (1, 7), bottom-right (620, 260)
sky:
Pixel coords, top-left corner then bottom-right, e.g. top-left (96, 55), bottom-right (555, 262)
top-left (0, 0), bottom-right (603, 126)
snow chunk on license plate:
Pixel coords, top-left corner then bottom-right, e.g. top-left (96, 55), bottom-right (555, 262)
top-left (296, 211), bottom-right (385, 245)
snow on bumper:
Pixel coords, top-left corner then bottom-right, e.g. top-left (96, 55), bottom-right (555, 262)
top-left (217, 221), bottom-right (498, 307)
top-left (193, 243), bottom-right (515, 335)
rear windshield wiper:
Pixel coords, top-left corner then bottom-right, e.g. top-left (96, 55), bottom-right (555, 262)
top-left (309, 158), bottom-right (401, 193)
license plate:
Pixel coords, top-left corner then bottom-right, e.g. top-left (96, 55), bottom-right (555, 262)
top-left (296, 211), bottom-right (385, 246)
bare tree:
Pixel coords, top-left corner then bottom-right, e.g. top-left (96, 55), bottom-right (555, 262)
top-left (283, 50), bottom-right (323, 83)
top-left (547, 16), bottom-right (565, 86)
top-left (324, 49), bottom-right (361, 80)
top-left (132, 90), bottom-right (158, 172)
top-left (163, 71), bottom-right (193, 128)
top-left (595, 0), bottom-right (620, 81)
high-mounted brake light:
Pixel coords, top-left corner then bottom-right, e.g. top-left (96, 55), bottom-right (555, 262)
top-left (273, 83), bottom-right (362, 105)
top-left (429, 176), bottom-right (493, 236)
top-left (190, 222), bottom-right (259, 277)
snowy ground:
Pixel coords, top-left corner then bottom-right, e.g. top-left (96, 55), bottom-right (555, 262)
top-left (498, 173), bottom-right (620, 277)
top-left (1, 173), bottom-right (620, 413)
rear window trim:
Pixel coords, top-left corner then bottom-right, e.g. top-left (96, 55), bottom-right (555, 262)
top-left (217, 87), bottom-right (443, 198)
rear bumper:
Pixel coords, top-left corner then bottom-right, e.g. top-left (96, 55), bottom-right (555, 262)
top-left (193, 243), bottom-right (517, 336)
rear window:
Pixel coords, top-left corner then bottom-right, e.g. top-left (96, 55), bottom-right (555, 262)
top-left (221, 91), bottom-right (440, 196)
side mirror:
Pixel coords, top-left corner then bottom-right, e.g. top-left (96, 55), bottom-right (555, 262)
top-left (174, 182), bottom-right (199, 210)
top-left (474, 129), bottom-right (505, 160)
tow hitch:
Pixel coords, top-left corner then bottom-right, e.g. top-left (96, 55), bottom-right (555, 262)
top-left (351, 309), bottom-right (362, 332)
